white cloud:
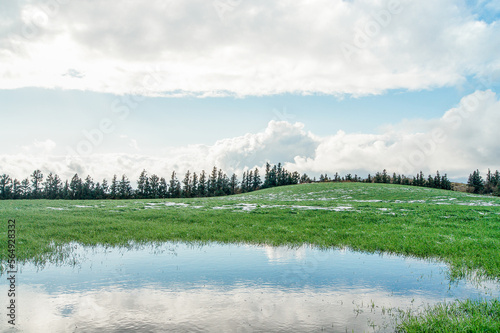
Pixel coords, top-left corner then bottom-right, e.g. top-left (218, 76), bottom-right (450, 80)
top-left (0, 0), bottom-right (499, 96)
top-left (1, 90), bottom-right (499, 182)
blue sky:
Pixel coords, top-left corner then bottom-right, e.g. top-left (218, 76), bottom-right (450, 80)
top-left (1, 0), bottom-right (500, 182)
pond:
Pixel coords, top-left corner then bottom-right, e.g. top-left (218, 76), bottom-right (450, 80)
top-left (2, 242), bottom-right (499, 332)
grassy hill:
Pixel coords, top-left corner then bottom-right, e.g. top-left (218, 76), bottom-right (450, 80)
top-left (1, 182), bottom-right (500, 279)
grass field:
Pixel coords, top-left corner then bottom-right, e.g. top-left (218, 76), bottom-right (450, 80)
top-left (1, 182), bottom-right (499, 331)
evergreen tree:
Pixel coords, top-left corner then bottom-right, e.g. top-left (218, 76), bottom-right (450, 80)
top-left (159, 177), bottom-right (168, 198)
top-left (62, 180), bottom-right (70, 199)
top-left (110, 175), bottom-right (118, 199)
top-left (191, 172), bottom-right (198, 197)
top-left (69, 174), bottom-right (83, 199)
top-left (149, 174), bottom-right (160, 198)
top-left (20, 178), bottom-right (30, 198)
top-left (94, 182), bottom-right (104, 199)
top-left (0, 174), bottom-right (12, 199)
top-left (440, 174), bottom-right (452, 190)
top-left (101, 179), bottom-right (109, 198)
top-left (434, 171), bottom-right (441, 189)
top-left (229, 173), bottom-right (238, 195)
top-left (11, 179), bottom-right (21, 199)
top-left (136, 169), bottom-right (149, 198)
top-left (119, 174), bottom-right (132, 199)
top-left (467, 169), bottom-right (484, 194)
top-left (241, 171), bottom-right (247, 193)
top-left (169, 171), bottom-right (181, 198)
top-left (182, 170), bottom-right (192, 198)
top-left (263, 162), bottom-right (271, 188)
top-left (30, 169), bottom-right (43, 198)
top-left (83, 175), bottom-right (95, 199)
top-left (198, 170), bottom-right (207, 197)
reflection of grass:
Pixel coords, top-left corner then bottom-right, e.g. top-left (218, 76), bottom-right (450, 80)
top-left (1, 182), bottom-right (499, 330)
top-left (397, 299), bottom-right (500, 332)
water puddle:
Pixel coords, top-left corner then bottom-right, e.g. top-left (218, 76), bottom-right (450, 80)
top-left (1, 242), bottom-right (499, 332)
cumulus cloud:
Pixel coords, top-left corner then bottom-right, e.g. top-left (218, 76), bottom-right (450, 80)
top-left (1, 90), bottom-right (499, 182)
top-left (0, 0), bottom-right (499, 96)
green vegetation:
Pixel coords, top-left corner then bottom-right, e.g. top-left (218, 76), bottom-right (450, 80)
top-left (398, 299), bottom-right (500, 332)
top-left (1, 182), bottom-right (499, 331)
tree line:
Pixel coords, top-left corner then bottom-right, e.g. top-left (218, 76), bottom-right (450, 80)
top-left (0, 165), bottom-right (498, 200)
top-left (0, 163), bottom-right (304, 200)
top-left (316, 169), bottom-right (499, 196)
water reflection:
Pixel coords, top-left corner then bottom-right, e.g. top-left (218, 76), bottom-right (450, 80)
top-left (2, 242), bottom-right (499, 332)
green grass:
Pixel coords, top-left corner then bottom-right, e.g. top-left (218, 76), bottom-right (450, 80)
top-left (1, 182), bottom-right (499, 331)
top-left (397, 299), bottom-right (500, 332)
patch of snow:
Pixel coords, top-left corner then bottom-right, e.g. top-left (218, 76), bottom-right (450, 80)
top-left (47, 207), bottom-right (65, 211)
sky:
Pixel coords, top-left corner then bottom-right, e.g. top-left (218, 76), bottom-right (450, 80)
top-left (1, 0), bottom-right (500, 183)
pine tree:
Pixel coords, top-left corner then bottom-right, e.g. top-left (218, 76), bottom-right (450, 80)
top-left (198, 170), bottom-right (207, 197)
top-left (101, 179), bottom-right (109, 198)
top-left (191, 172), bottom-right (198, 197)
top-left (30, 169), bottom-right (43, 198)
top-left (263, 162), bottom-right (271, 188)
top-left (241, 171), bottom-right (247, 193)
top-left (467, 170), bottom-right (484, 194)
top-left (136, 169), bottom-right (148, 198)
top-left (83, 175), bottom-right (94, 199)
top-left (20, 178), bottom-right (30, 198)
top-left (159, 177), bottom-right (168, 198)
top-left (169, 171), bottom-right (180, 198)
top-left (69, 174), bottom-right (83, 199)
top-left (182, 170), bottom-right (192, 198)
top-left (230, 173), bottom-right (238, 195)
top-left (149, 174), bottom-right (160, 198)
top-left (43, 173), bottom-right (54, 199)
top-left (0, 174), bottom-right (12, 199)
top-left (11, 179), bottom-right (21, 199)
top-left (434, 171), bottom-right (441, 189)
top-left (110, 175), bottom-right (118, 199)
top-left (119, 174), bottom-right (132, 199)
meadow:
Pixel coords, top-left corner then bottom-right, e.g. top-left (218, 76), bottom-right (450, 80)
top-left (1, 182), bottom-right (500, 331)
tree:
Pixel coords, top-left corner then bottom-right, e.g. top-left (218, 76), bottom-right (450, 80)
top-left (263, 162), bottom-right (271, 188)
top-left (0, 174), bottom-right (12, 199)
top-left (252, 168), bottom-right (261, 191)
top-left (159, 177), bottom-right (168, 198)
top-left (101, 179), bottom-right (109, 198)
top-left (191, 172), bottom-right (198, 197)
top-left (241, 171), bottom-right (248, 193)
top-left (440, 174), bottom-right (452, 190)
top-left (20, 178), bottom-right (30, 198)
top-left (83, 175), bottom-right (95, 199)
top-left (229, 173), bottom-right (238, 195)
top-left (62, 180), bottom-right (70, 199)
top-left (119, 174), bottom-right (132, 199)
top-left (467, 169), bottom-right (484, 194)
top-left (30, 169), bottom-right (43, 198)
top-left (136, 169), bottom-right (149, 198)
top-left (434, 171), bottom-right (441, 189)
top-left (169, 171), bottom-right (180, 198)
top-left (43, 173), bottom-right (62, 199)
top-left (69, 174), bottom-right (83, 199)
top-left (198, 170), bottom-right (207, 197)
top-left (149, 174), bottom-right (160, 198)
top-left (182, 170), bottom-right (192, 198)
top-left (110, 175), bottom-right (118, 199)
top-left (11, 179), bottom-right (21, 199)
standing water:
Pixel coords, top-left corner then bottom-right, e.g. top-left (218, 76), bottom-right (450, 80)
top-left (1, 242), bottom-right (499, 332)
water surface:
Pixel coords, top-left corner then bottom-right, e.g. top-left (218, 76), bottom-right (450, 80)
top-left (2, 242), bottom-right (499, 332)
